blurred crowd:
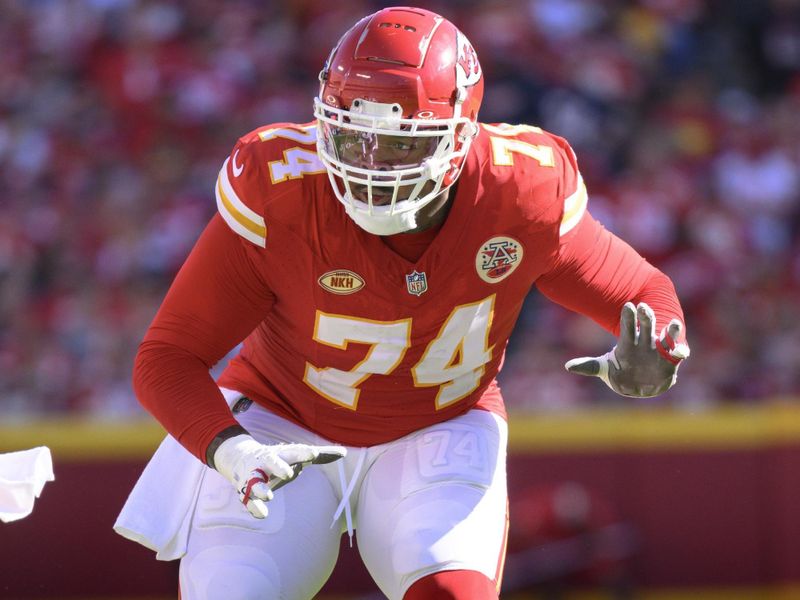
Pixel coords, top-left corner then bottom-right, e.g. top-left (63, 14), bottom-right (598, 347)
top-left (0, 0), bottom-right (799, 417)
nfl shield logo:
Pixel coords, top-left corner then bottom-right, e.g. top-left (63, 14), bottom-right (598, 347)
top-left (405, 270), bottom-right (428, 296)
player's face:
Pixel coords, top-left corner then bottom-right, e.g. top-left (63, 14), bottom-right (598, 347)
top-left (330, 131), bottom-right (440, 205)
top-left (333, 132), bottom-right (438, 170)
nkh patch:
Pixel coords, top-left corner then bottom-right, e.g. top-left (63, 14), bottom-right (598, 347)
top-left (475, 236), bottom-right (524, 283)
top-left (318, 269), bottom-right (365, 295)
top-left (405, 270), bottom-right (428, 296)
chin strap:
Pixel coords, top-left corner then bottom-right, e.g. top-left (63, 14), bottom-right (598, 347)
top-left (345, 202), bottom-right (420, 235)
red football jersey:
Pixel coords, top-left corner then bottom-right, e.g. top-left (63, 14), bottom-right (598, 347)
top-left (134, 121), bottom-right (685, 460)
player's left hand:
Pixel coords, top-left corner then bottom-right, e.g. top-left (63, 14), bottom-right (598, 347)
top-left (564, 302), bottom-right (690, 398)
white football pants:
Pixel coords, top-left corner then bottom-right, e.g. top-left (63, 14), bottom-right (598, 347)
top-left (179, 393), bottom-right (508, 600)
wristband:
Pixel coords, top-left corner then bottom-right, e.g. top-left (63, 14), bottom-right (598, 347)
top-left (205, 424), bottom-right (250, 469)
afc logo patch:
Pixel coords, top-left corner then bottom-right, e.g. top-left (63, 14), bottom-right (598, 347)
top-left (475, 236), bottom-right (524, 283)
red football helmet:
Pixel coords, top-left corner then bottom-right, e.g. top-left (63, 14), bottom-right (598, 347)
top-left (314, 6), bottom-right (484, 235)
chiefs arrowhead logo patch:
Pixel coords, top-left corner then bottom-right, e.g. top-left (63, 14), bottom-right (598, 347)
top-left (475, 236), bottom-right (523, 283)
top-left (455, 30), bottom-right (482, 88)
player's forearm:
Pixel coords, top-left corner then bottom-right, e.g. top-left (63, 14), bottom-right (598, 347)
top-left (133, 339), bottom-right (242, 463)
top-left (537, 213), bottom-right (687, 339)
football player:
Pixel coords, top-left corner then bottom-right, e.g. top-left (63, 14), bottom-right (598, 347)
top-left (118, 6), bottom-right (689, 599)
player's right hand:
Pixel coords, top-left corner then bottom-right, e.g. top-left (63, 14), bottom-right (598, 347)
top-left (565, 302), bottom-right (690, 398)
top-left (213, 434), bottom-right (346, 518)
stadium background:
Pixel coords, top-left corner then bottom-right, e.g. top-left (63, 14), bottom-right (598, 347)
top-left (1, 0), bottom-right (799, 598)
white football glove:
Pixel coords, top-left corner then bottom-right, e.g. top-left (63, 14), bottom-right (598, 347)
top-left (213, 434), bottom-right (346, 518)
top-left (565, 302), bottom-right (690, 398)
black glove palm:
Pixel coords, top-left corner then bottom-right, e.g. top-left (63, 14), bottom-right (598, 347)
top-left (565, 302), bottom-right (690, 398)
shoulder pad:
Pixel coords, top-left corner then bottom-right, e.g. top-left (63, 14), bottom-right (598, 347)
top-left (214, 122), bottom-right (324, 247)
top-left (476, 123), bottom-right (588, 237)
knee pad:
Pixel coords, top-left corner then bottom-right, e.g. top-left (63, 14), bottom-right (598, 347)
top-left (180, 545), bottom-right (280, 600)
top-left (403, 569), bottom-right (498, 600)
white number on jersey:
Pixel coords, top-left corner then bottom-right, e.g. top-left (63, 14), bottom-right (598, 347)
top-left (268, 148), bottom-right (325, 183)
top-left (259, 125), bottom-right (325, 183)
top-left (304, 314), bottom-right (412, 408)
top-left (485, 123), bottom-right (554, 168)
top-left (412, 296), bottom-right (495, 409)
top-left (303, 295), bottom-right (495, 410)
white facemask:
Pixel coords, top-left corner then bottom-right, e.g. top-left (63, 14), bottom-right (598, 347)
top-left (314, 97), bottom-right (476, 235)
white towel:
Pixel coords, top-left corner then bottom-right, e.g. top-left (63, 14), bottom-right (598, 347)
top-left (0, 447), bottom-right (55, 523)
top-left (114, 387), bottom-right (242, 561)
top-left (113, 434), bottom-right (206, 560)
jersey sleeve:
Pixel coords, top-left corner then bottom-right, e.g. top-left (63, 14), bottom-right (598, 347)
top-left (536, 211), bottom-right (686, 338)
top-left (135, 123), bottom-right (322, 461)
top-left (213, 122), bottom-right (323, 247)
top-left (133, 212), bottom-right (276, 463)
top-left (553, 136), bottom-right (588, 240)
top-left (528, 131), bottom-right (686, 340)
top-left (214, 133), bottom-right (269, 248)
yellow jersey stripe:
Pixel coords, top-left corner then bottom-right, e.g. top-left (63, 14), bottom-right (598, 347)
top-left (216, 178), bottom-right (266, 238)
top-left (215, 160), bottom-right (266, 247)
top-left (559, 176), bottom-right (588, 236)
top-left (218, 158), bottom-right (266, 225)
